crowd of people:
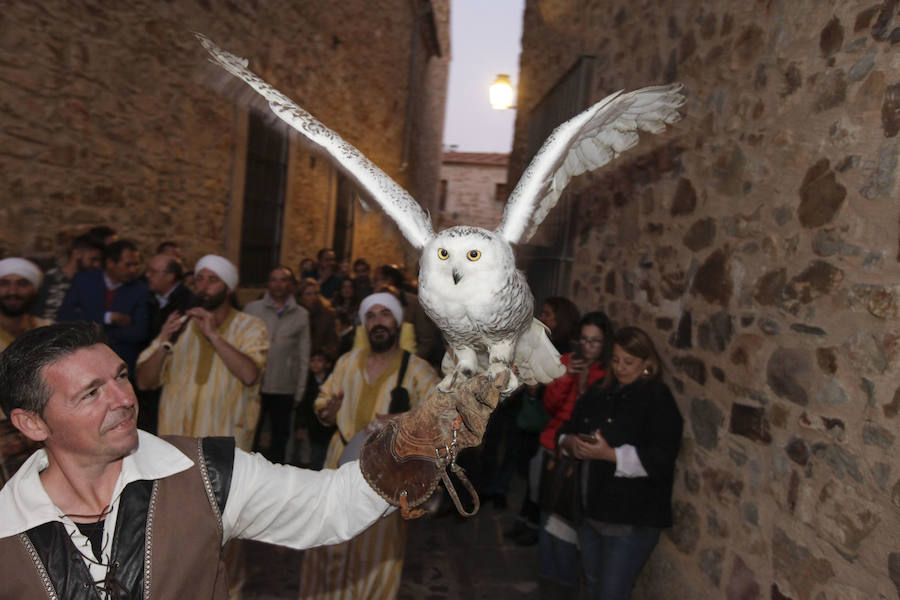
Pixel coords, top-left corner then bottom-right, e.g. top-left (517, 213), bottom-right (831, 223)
top-left (0, 224), bottom-right (685, 600)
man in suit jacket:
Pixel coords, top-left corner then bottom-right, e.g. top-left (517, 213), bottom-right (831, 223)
top-left (145, 253), bottom-right (196, 339)
top-left (58, 239), bottom-right (149, 375)
top-left (138, 253), bottom-right (196, 433)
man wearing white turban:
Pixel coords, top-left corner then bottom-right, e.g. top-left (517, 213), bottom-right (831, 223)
top-left (0, 258), bottom-right (52, 353)
top-left (136, 255), bottom-right (269, 451)
top-left (300, 291), bottom-right (438, 600)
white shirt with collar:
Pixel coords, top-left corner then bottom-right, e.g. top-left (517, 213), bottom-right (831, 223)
top-left (0, 430), bottom-right (391, 585)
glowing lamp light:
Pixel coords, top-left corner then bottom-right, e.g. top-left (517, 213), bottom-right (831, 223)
top-left (489, 74), bottom-right (516, 110)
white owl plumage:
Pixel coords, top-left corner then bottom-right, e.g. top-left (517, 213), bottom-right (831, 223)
top-left (196, 34), bottom-right (686, 391)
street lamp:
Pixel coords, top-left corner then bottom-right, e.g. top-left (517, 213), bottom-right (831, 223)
top-left (489, 74), bottom-right (516, 110)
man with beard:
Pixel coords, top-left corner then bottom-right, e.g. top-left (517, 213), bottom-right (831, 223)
top-left (244, 266), bottom-right (310, 463)
top-left (135, 255), bottom-right (268, 451)
top-left (0, 258), bottom-right (51, 352)
top-left (300, 291), bottom-right (438, 600)
top-left (32, 234), bottom-right (103, 320)
top-left (58, 239), bottom-right (149, 374)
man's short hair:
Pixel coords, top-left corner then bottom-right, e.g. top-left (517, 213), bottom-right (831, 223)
top-left (156, 241), bottom-right (179, 254)
top-left (104, 239), bottom-right (138, 264)
top-left (69, 234), bottom-right (104, 256)
top-left (0, 322), bottom-right (106, 417)
top-left (352, 258), bottom-right (370, 271)
top-left (270, 265), bottom-right (296, 282)
top-left (163, 255), bottom-right (184, 280)
top-left (316, 248), bottom-right (334, 261)
top-left (86, 225), bottom-right (117, 246)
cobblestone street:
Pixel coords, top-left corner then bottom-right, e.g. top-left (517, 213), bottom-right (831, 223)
top-left (243, 482), bottom-right (539, 599)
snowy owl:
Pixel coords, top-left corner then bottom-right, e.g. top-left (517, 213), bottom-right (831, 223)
top-left (196, 34), bottom-right (685, 391)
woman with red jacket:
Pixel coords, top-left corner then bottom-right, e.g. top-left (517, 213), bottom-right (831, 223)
top-left (537, 311), bottom-right (613, 597)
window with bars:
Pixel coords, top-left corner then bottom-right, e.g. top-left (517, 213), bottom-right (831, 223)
top-left (239, 110), bottom-right (288, 286)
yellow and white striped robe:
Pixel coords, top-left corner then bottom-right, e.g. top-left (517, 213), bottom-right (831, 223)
top-left (300, 346), bottom-right (439, 600)
top-left (137, 308), bottom-right (269, 450)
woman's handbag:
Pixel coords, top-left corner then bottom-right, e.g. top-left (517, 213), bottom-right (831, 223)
top-left (537, 448), bottom-right (582, 523)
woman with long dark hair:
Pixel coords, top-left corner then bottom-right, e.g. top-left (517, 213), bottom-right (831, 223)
top-left (558, 326), bottom-right (683, 599)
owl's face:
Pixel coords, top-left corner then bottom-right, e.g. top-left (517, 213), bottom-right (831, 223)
top-left (420, 226), bottom-right (514, 294)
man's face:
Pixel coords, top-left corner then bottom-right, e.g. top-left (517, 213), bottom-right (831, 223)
top-left (194, 269), bottom-right (229, 310)
top-left (299, 285), bottom-right (318, 309)
top-left (35, 344), bottom-right (139, 461)
top-left (145, 255), bottom-right (175, 295)
top-left (267, 268), bottom-right (293, 301)
top-left (365, 304), bottom-right (399, 352)
top-left (309, 354), bottom-right (330, 376)
top-left (74, 248), bottom-right (102, 272)
top-left (353, 263), bottom-right (370, 279)
top-left (106, 249), bottom-right (141, 284)
top-left (0, 274), bottom-right (37, 317)
top-left (319, 251), bottom-right (336, 271)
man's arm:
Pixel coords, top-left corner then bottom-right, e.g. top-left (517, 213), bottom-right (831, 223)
top-left (56, 276), bottom-right (83, 321)
top-left (222, 451), bottom-right (391, 549)
top-left (188, 308), bottom-right (267, 386)
top-left (135, 311), bottom-right (183, 390)
top-left (106, 285), bottom-right (150, 343)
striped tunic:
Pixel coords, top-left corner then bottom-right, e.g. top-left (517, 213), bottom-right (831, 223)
top-left (300, 346), bottom-right (439, 600)
top-left (137, 308), bottom-right (269, 450)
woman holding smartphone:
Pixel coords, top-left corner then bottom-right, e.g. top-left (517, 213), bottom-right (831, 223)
top-left (558, 326), bottom-right (683, 600)
top-left (536, 311), bottom-right (613, 596)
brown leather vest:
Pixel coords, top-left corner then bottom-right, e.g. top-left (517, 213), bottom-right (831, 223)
top-left (0, 436), bottom-right (234, 599)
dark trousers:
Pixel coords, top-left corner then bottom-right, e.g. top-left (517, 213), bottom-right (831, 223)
top-left (253, 393), bottom-right (293, 464)
top-left (578, 522), bottom-right (660, 600)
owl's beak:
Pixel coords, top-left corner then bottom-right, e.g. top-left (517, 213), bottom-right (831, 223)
top-left (452, 269), bottom-right (462, 285)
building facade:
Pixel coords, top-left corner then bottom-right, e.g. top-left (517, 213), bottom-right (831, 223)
top-left (510, 0), bottom-right (900, 597)
top-left (437, 151), bottom-right (508, 231)
top-left (0, 0), bottom-right (449, 284)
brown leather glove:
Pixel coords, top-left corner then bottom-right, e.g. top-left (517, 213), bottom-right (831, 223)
top-left (359, 371), bottom-right (509, 519)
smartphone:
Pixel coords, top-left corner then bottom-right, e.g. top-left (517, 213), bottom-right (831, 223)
top-left (577, 433), bottom-right (598, 444)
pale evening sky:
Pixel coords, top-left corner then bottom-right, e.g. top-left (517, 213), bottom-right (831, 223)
top-left (443, 0), bottom-right (525, 154)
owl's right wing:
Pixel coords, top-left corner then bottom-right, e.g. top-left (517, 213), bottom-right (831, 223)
top-left (496, 83), bottom-right (685, 245)
top-left (197, 34), bottom-right (435, 250)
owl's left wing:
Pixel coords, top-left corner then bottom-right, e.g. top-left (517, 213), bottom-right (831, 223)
top-left (197, 34), bottom-right (435, 250)
top-left (496, 83), bottom-right (685, 245)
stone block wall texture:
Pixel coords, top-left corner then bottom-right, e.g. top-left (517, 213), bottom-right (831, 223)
top-left (0, 0), bottom-right (448, 280)
top-left (512, 0), bottom-right (900, 598)
top-left (438, 153), bottom-right (508, 230)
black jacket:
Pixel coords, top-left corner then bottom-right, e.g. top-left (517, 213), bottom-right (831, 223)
top-left (559, 377), bottom-right (683, 528)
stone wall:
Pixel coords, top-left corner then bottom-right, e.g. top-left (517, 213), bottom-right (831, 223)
top-left (512, 0), bottom-right (900, 597)
top-left (438, 152), bottom-right (508, 230)
top-left (0, 0), bottom-right (448, 281)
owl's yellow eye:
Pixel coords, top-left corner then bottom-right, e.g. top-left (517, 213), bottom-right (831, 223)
top-left (437, 248), bottom-right (449, 260)
top-left (467, 249), bottom-right (482, 261)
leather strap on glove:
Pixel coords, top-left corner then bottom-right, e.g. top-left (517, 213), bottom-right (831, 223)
top-left (359, 371), bottom-right (509, 519)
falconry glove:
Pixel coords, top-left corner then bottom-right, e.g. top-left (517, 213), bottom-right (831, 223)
top-left (359, 371), bottom-right (509, 519)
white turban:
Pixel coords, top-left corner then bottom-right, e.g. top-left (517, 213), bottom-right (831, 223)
top-left (195, 255), bottom-right (239, 290)
top-left (358, 292), bottom-right (404, 326)
top-left (0, 258), bottom-right (43, 288)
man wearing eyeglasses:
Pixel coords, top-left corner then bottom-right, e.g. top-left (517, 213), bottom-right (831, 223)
top-left (0, 322), bottom-right (504, 598)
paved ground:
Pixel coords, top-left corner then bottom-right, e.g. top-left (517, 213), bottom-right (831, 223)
top-left (242, 481), bottom-right (540, 599)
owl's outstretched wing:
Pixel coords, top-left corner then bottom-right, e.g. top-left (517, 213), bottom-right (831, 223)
top-left (197, 34), bottom-right (435, 250)
top-left (496, 83), bottom-right (685, 245)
